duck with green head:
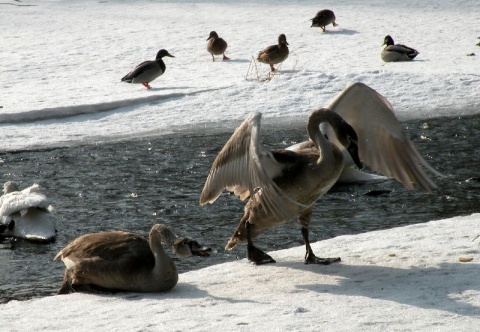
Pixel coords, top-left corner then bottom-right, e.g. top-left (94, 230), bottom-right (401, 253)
top-left (121, 49), bottom-right (174, 89)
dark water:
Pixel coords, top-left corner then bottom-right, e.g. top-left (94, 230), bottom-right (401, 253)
top-left (0, 113), bottom-right (479, 303)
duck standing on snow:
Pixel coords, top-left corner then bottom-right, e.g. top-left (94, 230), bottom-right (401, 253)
top-left (206, 31), bottom-right (230, 61)
top-left (257, 34), bottom-right (289, 72)
top-left (121, 49), bottom-right (175, 89)
top-left (199, 82), bottom-right (440, 265)
top-left (310, 9), bottom-right (338, 32)
top-left (54, 224), bottom-right (211, 294)
top-left (0, 181), bottom-right (57, 242)
top-left (381, 35), bottom-right (419, 62)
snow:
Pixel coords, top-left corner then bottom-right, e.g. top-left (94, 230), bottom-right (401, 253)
top-left (1, 214), bottom-right (479, 331)
top-left (1, 0), bottom-right (479, 330)
top-left (1, 0), bottom-right (479, 151)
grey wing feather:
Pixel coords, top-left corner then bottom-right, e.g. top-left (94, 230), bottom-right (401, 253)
top-left (200, 113), bottom-right (304, 219)
top-left (327, 82), bottom-right (440, 191)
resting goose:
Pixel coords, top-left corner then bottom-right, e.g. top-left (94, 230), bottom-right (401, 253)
top-left (121, 49), bottom-right (175, 89)
top-left (206, 31), bottom-right (230, 61)
top-left (257, 34), bottom-right (289, 72)
top-left (199, 82), bottom-right (439, 265)
top-left (310, 9), bottom-right (338, 32)
top-left (54, 224), bottom-right (211, 294)
top-left (381, 35), bottom-right (419, 62)
top-left (0, 181), bottom-right (57, 242)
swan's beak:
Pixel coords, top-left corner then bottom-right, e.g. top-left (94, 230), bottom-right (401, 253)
top-left (188, 240), bottom-right (212, 257)
top-left (347, 142), bottom-right (363, 169)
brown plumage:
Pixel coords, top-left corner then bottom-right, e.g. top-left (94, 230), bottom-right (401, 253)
top-left (206, 31), bottom-right (230, 61)
top-left (256, 34), bottom-right (289, 72)
top-left (54, 224), bottom-right (210, 294)
top-left (310, 9), bottom-right (338, 32)
top-left (200, 109), bottom-right (361, 265)
top-left (199, 82), bottom-right (439, 265)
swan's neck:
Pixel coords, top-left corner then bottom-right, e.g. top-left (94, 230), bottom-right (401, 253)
top-left (149, 230), bottom-right (178, 290)
top-left (307, 109), bottom-right (336, 162)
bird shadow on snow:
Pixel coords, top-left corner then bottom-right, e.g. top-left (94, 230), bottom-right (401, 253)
top-left (118, 282), bottom-right (264, 305)
top-left (142, 86), bottom-right (194, 92)
top-left (224, 59), bottom-right (252, 64)
top-left (275, 261), bottom-right (480, 316)
top-left (316, 28), bottom-right (359, 36)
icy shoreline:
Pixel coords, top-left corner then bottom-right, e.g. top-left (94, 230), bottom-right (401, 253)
top-left (1, 214), bottom-right (479, 331)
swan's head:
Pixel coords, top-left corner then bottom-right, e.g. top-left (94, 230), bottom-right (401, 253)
top-left (3, 181), bottom-right (19, 195)
top-left (149, 224), bottom-right (211, 258)
top-left (310, 109), bottom-right (363, 170)
top-left (332, 114), bottom-right (363, 170)
top-left (173, 238), bottom-right (211, 257)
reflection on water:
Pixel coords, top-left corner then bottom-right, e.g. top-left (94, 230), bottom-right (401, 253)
top-left (0, 113), bottom-right (479, 303)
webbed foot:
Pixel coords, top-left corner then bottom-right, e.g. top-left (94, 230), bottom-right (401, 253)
top-left (305, 253), bottom-right (341, 265)
top-left (247, 244), bottom-right (276, 265)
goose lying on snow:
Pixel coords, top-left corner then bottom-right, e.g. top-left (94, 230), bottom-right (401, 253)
top-left (200, 82), bottom-right (440, 265)
top-left (54, 224), bottom-right (211, 294)
top-left (121, 49), bottom-right (175, 89)
top-left (0, 181), bottom-right (57, 242)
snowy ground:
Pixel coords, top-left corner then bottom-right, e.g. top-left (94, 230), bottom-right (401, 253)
top-left (1, 214), bottom-right (479, 331)
top-left (1, 0), bottom-right (479, 151)
top-left (1, 0), bottom-right (479, 330)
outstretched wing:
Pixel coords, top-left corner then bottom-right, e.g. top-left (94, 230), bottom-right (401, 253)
top-left (199, 112), bottom-right (303, 219)
top-left (327, 82), bottom-right (440, 191)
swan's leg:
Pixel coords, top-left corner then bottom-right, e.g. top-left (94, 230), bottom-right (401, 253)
top-left (246, 222), bottom-right (275, 265)
top-left (301, 227), bottom-right (340, 264)
top-left (211, 54), bottom-right (215, 62)
top-left (269, 64), bottom-right (276, 72)
top-left (222, 53), bottom-right (230, 61)
top-left (299, 209), bottom-right (341, 265)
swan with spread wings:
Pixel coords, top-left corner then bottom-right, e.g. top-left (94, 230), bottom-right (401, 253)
top-left (200, 82), bottom-right (440, 265)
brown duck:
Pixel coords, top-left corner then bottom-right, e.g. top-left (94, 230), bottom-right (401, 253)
top-left (256, 34), bottom-right (289, 72)
top-left (310, 9), bottom-right (338, 32)
top-left (206, 31), bottom-right (230, 61)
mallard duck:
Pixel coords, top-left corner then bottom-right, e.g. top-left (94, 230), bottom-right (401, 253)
top-left (0, 181), bottom-right (57, 242)
top-left (381, 35), bottom-right (419, 62)
top-left (54, 224), bottom-right (211, 294)
top-left (310, 9), bottom-right (338, 32)
top-left (121, 49), bottom-right (174, 89)
top-left (206, 31), bottom-right (230, 61)
top-left (257, 34), bottom-right (289, 72)
top-left (199, 82), bottom-right (439, 265)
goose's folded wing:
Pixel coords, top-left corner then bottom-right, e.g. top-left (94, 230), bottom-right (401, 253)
top-left (199, 112), bottom-right (302, 219)
top-left (328, 82), bottom-right (440, 191)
